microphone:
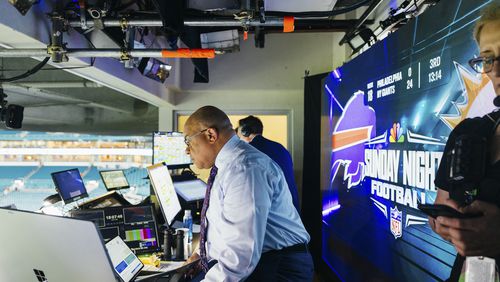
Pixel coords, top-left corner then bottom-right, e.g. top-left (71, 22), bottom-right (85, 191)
top-left (494, 96), bottom-right (500, 107)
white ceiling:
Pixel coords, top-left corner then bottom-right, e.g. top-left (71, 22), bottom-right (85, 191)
top-left (0, 0), bottom-right (390, 134)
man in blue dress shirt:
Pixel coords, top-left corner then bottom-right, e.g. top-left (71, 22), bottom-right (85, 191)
top-left (236, 116), bottom-right (300, 212)
top-left (184, 106), bottom-right (313, 282)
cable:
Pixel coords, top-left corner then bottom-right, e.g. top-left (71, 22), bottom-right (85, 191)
top-left (265, 0), bottom-right (374, 17)
top-left (39, 65), bottom-right (94, 71)
top-left (0, 57), bottom-right (50, 82)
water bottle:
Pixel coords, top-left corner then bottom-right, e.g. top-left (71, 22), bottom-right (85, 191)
top-left (183, 210), bottom-right (193, 243)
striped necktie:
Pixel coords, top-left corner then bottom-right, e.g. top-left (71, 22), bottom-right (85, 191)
top-left (199, 165), bottom-right (218, 272)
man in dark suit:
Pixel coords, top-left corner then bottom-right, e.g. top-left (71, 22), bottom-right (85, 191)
top-left (237, 116), bottom-right (300, 212)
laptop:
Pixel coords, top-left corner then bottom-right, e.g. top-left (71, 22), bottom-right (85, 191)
top-left (0, 207), bottom-right (118, 282)
top-left (105, 235), bottom-right (201, 282)
top-left (105, 236), bottom-right (144, 282)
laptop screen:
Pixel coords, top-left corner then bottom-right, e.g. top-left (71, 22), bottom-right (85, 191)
top-left (51, 168), bottom-right (88, 204)
top-left (147, 163), bottom-right (181, 225)
top-left (174, 179), bottom-right (207, 202)
top-left (99, 170), bottom-right (130, 190)
top-left (106, 236), bottom-right (143, 282)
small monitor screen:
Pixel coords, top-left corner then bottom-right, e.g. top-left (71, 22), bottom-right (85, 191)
top-left (147, 163), bottom-right (182, 225)
top-left (153, 131), bottom-right (192, 167)
top-left (174, 179), bottom-right (207, 202)
top-left (51, 168), bottom-right (88, 204)
top-left (100, 170), bottom-right (130, 190)
top-left (70, 205), bottom-right (160, 254)
top-left (105, 236), bottom-right (143, 282)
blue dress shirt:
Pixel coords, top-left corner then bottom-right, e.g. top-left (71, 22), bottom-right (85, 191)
top-left (203, 135), bottom-right (310, 282)
top-left (250, 135), bottom-right (300, 212)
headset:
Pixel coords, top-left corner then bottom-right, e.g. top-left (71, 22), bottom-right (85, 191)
top-left (240, 123), bottom-right (251, 137)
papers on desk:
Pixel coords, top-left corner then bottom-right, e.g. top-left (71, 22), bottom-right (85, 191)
top-left (141, 261), bottom-right (184, 273)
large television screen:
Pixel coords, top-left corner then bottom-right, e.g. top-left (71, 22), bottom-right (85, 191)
top-left (153, 131), bottom-right (192, 167)
top-left (321, 1), bottom-right (496, 281)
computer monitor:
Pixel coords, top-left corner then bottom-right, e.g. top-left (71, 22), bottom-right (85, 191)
top-left (105, 236), bottom-right (143, 282)
top-left (147, 163), bottom-right (182, 226)
top-left (153, 131), bottom-right (192, 168)
top-left (70, 204), bottom-right (160, 254)
top-left (174, 179), bottom-right (207, 202)
top-left (100, 170), bottom-right (130, 190)
top-left (51, 168), bottom-right (88, 205)
top-left (0, 208), bottom-right (117, 282)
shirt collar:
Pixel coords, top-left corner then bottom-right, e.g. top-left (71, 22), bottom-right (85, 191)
top-left (214, 134), bottom-right (240, 170)
top-left (251, 134), bottom-right (263, 143)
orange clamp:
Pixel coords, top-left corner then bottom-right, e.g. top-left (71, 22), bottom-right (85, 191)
top-left (283, 16), bottom-right (295, 33)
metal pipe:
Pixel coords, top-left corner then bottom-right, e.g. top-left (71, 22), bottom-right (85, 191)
top-left (4, 81), bottom-right (102, 88)
top-left (184, 18), bottom-right (285, 27)
top-left (68, 17), bottom-right (287, 28)
top-left (0, 48), bottom-right (215, 59)
top-left (68, 49), bottom-right (215, 58)
top-left (0, 49), bottom-right (49, 57)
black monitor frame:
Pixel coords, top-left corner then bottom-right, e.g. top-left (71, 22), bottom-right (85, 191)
top-left (70, 204), bottom-right (160, 254)
top-left (152, 131), bottom-right (192, 169)
top-left (51, 168), bottom-right (89, 205)
top-left (99, 169), bottom-right (130, 191)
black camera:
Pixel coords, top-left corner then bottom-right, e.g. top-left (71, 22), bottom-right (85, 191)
top-left (447, 134), bottom-right (487, 204)
top-left (0, 104), bottom-right (24, 129)
top-left (0, 88), bottom-right (24, 129)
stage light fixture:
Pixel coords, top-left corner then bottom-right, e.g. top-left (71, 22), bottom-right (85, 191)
top-left (138, 58), bottom-right (172, 83)
top-left (358, 28), bottom-right (377, 47)
top-left (8, 0), bottom-right (38, 15)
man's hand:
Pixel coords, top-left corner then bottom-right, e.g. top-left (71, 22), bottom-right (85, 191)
top-left (429, 190), bottom-right (459, 241)
top-left (185, 252), bottom-right (200, 265)
top-left (434, 200), bottom-right (500, 257)
top-left (183, 252), bottom-right (202, 280)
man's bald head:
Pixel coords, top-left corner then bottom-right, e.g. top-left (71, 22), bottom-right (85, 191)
top-left (184, 106), bottom-right (235, 169)
top-left (186, 106), bottom-right (233, 134)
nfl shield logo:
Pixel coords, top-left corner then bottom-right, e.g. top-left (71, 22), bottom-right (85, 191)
top-left (390, 206), bottom-right (403, 239)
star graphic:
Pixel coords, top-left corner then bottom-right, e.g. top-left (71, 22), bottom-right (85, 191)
top-left (440, 62), bottom-right (491, 129)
